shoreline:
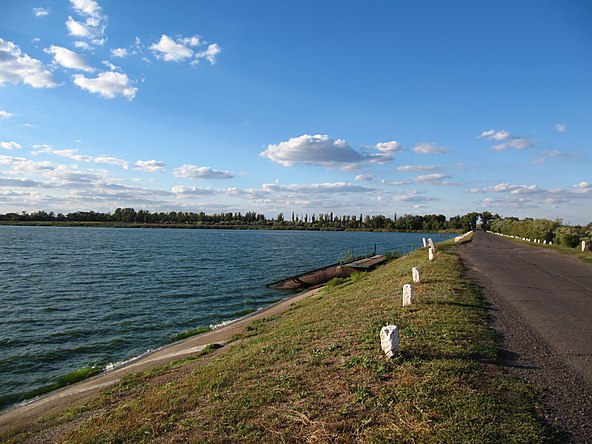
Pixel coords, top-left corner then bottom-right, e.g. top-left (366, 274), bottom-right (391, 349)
top-left (0, 287), bottom-right (321, 434)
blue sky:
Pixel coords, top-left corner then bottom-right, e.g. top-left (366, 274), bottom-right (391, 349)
top-left (1, 0), bottom-right (591, 224)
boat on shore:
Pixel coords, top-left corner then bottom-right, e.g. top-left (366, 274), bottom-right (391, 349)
top-left (266, 254), bottom-right (386, 290)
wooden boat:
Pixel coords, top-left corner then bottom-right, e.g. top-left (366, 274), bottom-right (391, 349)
top-left (266, 254), bottom-right (385, 290)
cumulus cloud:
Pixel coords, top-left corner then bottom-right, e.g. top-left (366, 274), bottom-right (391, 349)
top-left (73, 71), bottom-right (137, 99)
top-left (45, 45), bottom-right (94, 72)
top-left (193, 43), bottom-right (222, 65)
top-left (411, 142), bottom-right (448, 154)
top-left (33, 7), bottom-right (50, 17)
top-left (477, 129), bottom-right (512, 140)
top-left (0, 109), bottom-right (13, 119)
top-left (555, 123), bottom-right (567, 133)
top-left (150, 35), bottom-right (221, 65)
top-left (173, 164), bottom-right (234, 179)
top-left (135, 160), bottom-right (165, 172)
top-left (491, 137), bottom-right (533, 151)
top-left (66, 0), bottom-right (107, 46)
top-left (368, 140), bottom-right (403, 163)
top-left (111, 48), bottom-right (129, 58)
top-left (261, 134), bottom-right (365, 168)
top-left (1, 141), bottom-right (23, 150)
top-left (0, 38), bottom-right (57, 88)
top-left (355, 175), bottom-right (374, 182)
top-left (150, 35), bottom-right (194, 62)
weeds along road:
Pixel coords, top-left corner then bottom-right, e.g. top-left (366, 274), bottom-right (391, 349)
top-left (457, 231), bottom-right (592, 442)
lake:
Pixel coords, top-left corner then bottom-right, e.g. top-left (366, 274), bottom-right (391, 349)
top-left (0, 226), bottom-right (453, 408)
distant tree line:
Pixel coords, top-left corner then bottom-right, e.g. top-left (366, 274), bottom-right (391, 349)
top-left (0, 208), bottom-right (484, 232)
top-left (487, 214), bottom-right (592, 248)
top-left (4, 209), bottom-right (588, 241)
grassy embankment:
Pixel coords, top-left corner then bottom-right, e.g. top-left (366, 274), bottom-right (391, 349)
top-left (493, 232), bottom-right (592, 265)
top-left (3, 236), bottom-right (556, 443)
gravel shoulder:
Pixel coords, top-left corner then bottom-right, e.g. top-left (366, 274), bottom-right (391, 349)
top-left (456, 232), bottom-right (592, 443)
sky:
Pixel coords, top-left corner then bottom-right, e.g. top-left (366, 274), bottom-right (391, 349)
top-left (0, 0), bottom-right (591, 224)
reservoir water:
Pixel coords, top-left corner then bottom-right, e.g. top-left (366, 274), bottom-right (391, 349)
top-left (0, 226), bottom-right (453, 408)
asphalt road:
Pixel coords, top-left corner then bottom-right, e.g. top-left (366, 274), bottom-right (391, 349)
top-left (457, 231), bottom-right (592, 442)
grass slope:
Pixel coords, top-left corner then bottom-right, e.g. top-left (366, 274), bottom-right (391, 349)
top-left (4, 238), bottom-right (556, 443)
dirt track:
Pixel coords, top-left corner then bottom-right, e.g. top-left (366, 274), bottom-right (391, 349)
top-left (457, 232), bottom-right (592, 443)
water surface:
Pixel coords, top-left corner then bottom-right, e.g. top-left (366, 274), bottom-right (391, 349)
top-left (0, 226), bottom-right (453, 408)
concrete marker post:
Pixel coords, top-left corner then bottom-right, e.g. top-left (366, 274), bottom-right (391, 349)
top-left (422, 238), bottom-right (427, 248)
top-left (403, 284), bottom-right (413, 306)
top-left (583, 240), bottom-right (587, 252)
top-left (428, 247), bottom-right (435, 261)
top-left (412, 267), bottom-right (421, 283)
top-left (380, 325), bottom-right (399, 358)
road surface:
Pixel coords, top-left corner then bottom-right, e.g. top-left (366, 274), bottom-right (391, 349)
top-left (457, 231), bottom-right (592, 442)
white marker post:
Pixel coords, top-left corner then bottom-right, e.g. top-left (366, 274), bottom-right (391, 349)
top-left (412, 267), bottom-right (421, 283)
top-left (428, 238), bottom-right (436, 251)
top-left (403, 284), bottom-right (413, 306)
top-left (428, 247), bottom-right (435, 261)
top-left (380, 325), bottom-right (399, 358)
top-left (583, 240), bottom-right (587, 252)
top-left (422, 237), bottom-right (427, 248)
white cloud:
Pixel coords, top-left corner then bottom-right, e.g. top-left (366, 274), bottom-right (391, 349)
top-left (0, 109), bottom-right (13, 119)
top-left (32, 145), bottom-right (133, 171)
top-left (150, 35), bottom-right (194, 62)
top-left (1, 141), bottom-right (23, 150)
top-left (0, 154), bottom-right (57, 173)
top-left (260, 182), bottom-right (374, 194)
top-left (66, 16), bottom-right (93, 38)
top-left (94, 156), bottom-right (129, 169)
top-left (193, 43), bottom-right (221, 65)
top-left (45, 45), bottom-right (94, 72)
top-left (111, 48), bottom-right (129, 58)
top-left (555, 123), bottom-right (567, 133)
top-left (150, 35), bottom-right (221, 65)
top-left (135, 160), bottom-right (165, 172)
top-left (0, 38), bottom-right (57, 88)
top-left (102, 60), bottom-right (119, 71)
top-left (73, 71), bottom-right (137, 99)
top-left (261, 134), bottom-right (364, 168)
top-left (414, 173), bottom-right (451, 183)
top-left (477, 129), bottom-right (512, 140)
top-left (572, 181), bottom-right (591, 194)
top-left (412, 142), bottom-right (448, 154)
top-left (66, 0), bottom-right (107, 46)
top-left (70, 0), bottom-right (102, 18)
top-left (171, 185), bottom-right (215, 196)
top-left (368, 140), bottom-right (403, 163)
top-left (33, 7), bottom-right (50, 17)
top-left (396, 165), bottom-right (443, 172)
top-left (492, 137), bottom-right (533, 151)
top-left (355, 175), bottom-right (374, 181)
top-left (173, 164), bottom-right (234, 179)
